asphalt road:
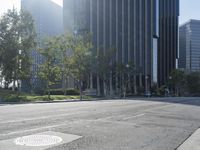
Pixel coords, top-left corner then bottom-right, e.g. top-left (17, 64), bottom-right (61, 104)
top-left (0, 97), bottom-right (200, 150)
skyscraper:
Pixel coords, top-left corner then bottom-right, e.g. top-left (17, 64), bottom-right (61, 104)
top-left (63, 0), bottom-right (179, 95)
top-left (179, 20), bottom-right (200, 71)
top-left (21, 0), bottom-right (63, 92)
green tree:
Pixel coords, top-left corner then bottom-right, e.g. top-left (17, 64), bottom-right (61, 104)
top-left (116, 62), bottom-right (136, 98)
top-left (38, 38), bottom-right (61, 100)
top-left (55, 34), bottom-right (74, 95)
top-left (169, 69), bottom-right (186, 96)
top-left (71, 33), bottom-right (93, 100)
top-left (186, 72), bottom-right (200, 96)
top-left (0, 8), bottom-right (36, 94)
top-left (95, 48), bottom-right (116, 96)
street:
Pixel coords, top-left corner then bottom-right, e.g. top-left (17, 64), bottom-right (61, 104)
top-left (0, 97), bottom-right (200, 150)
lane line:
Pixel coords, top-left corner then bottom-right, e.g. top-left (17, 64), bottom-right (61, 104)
top-left (0, 103), bottom-right (172, 125)
top-left (144, 104), bottom-right (173, 112)
top-left (123, 113), bottom-right (145, 120)
top-left (0, 102), bottom-right (159, 124)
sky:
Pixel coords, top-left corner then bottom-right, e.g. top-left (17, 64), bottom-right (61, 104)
top-left (0, 0), bottom-right (62, 15)
top-left (180, 0), bottom-right (200, 24)
top-left (0, 0), bottom-right (200, 25)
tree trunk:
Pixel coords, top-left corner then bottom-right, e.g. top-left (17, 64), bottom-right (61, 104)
top-left (16, 80), bottom-right (20, 98)
top-left (109, 71), bottom-right (113, 96)
top-left (134, 76), bottom-right (137, 95)
top-left (13, 80), bottom-right (16, 91)
top-left (64, 78), bottom-right (67, 96)
top-left (47, 83), bottom-right (51, 100)
top-left (79, 81), bottom-right (83, 100)
top-left (90, 73), bottom-right (93, 89)
top-left (97, 75), bottom-right (100, 96)
top-left (116, 76), bottom-right (119, 96)
top-left (123, 86), bottom-right (126, 99)
top-left (103, 81), bottom-right (107, 97)
top-left (103, 75), bottom-right (107, 96)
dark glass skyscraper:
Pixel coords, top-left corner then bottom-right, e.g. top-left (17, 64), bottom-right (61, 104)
top-left (63, 0), bottom-right (179, 94)
top-left (21, 0), bottom-right (63, 91)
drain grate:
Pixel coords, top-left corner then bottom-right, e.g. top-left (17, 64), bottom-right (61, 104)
top-left (15, 135), bottom-right (62, 147)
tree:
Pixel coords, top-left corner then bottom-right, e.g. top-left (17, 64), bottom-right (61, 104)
top-left (186, 71), bottom-right (200, 96)
top-left (0, 8), bottom-right (36, 94)
top-left (169, 69), bottom-right (186, 96)
top-left (71, 33), bottom-right (93, 100)
top-left (55, 34), bottom-right (74, 95)
top-left (95, 48), bottom-right (116, 96)
top-left (38, 38), bottom-right (61, 100)
top-left (116, 62), bottom-right (136, 98)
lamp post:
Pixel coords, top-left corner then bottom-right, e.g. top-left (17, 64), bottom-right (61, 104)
top-left (126, 64), bottom-right (130, 69)
top-left (145, 75), bottom-right (150, 97)
top-left (126, 64), bottom-right (130, 89)
top-left (168, 76), bottom-right (172, 96)
top-left (122, 64), bottom-right (130, 98)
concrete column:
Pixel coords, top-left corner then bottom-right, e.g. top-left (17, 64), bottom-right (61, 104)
top-left (97, 75), bottom-right (100, 96)
top-left (109, 0), bottom-right (113, 96)
top-left (97, 0), bottom-right (100, 96)
top-left (103, 0), bottom-right (106, 96)
top-left (90, 73), bottom-right (93, 89)
top-left (115, 0), bottom-right (119, 95)
top-left (134, 75), bottom-right (137, 94)
top-left (127, 0), bottom-right (131, 91)
top-left (122, 0), bottom-right (125, 64)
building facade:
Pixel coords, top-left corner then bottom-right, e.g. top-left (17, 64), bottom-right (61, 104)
top-left (179, 20), bottom-right (200, 71)
top-left (63, 0), bottom-right (179, 94)
top-left (21, 0), bottom-right (63, 92)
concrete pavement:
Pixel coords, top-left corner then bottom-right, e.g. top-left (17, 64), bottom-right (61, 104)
top-left (177, 128), bottom-right (200, 150)
top-left (0, 97), bottom-right (200, 150)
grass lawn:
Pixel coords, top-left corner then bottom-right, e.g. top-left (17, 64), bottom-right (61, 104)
top-left (0, 89), bottom-right (92, 102)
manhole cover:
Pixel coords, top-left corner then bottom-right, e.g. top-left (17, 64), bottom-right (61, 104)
top-left (15, 135), bottom-right (62, 146)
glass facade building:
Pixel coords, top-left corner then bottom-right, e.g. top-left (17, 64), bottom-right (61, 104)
top-left (21, 0), bottom-right (63, 91)
top-left (179, 20), bottom-right (200, 71)
top-left (63, 0), bottom-right (179, 93)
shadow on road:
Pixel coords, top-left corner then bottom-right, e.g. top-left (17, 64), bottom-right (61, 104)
top-left (0, 97), bottom-right (200, 107)
top-left (124, 97), bottom-right (200, 107)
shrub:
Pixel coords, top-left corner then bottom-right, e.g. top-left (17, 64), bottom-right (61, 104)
top-left (157, 85), bottom-right (166, 96)
top-left (34, 89), bottom-right (45, 95)
top-left (186, 72), bottom-right (200, 96)
top-left (45, 88), bottom-right (79, 95)
top-left (66, 88), bottom-right (79, 95)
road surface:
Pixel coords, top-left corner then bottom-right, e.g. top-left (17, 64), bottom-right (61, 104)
top-left (0, 97), bottom-right (200, 150)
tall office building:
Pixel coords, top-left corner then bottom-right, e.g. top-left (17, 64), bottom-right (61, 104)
top-left (21, 0), bottom-right (63, 91)
top-left (63, 0), bottom-right (179, 94)
top-left (179, 20), bottom-right (200, 71)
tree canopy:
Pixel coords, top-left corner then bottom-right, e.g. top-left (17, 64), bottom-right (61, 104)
top-left (0, 8), bottom-right (36, 90)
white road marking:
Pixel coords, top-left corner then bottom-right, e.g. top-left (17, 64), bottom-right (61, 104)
top-left (123, 113), bottom-right (145, 120)
top-left (0, 123), bottom-right (68, 137)
top-left (144, 104), bottom-right (173, 112)
top-left (0, 111), bottom-right (87, 124)
top-left (0, 102), bottom-right (164, 125)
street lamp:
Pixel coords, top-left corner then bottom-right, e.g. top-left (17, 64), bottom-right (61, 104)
top-left (168, 76), bottom-right (172, 96)
top-left (145, 75), bottom-right (150, 97)
top-left (126, 64), bottom-right (130, 69)
top-left (74, 30), bottom-right (78, 35)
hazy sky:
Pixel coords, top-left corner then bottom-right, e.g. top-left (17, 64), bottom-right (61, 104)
top-left (0, 0), bottom-right (200, 25)
top-left (0, 0), bottom-right (62, 15)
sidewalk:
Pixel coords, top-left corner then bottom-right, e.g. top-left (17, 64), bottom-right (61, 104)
top-left (177, 128), bottom-right (200, 150)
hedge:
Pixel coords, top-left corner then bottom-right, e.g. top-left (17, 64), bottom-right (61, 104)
top-left (45, 88), bottom-right (79, 95)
